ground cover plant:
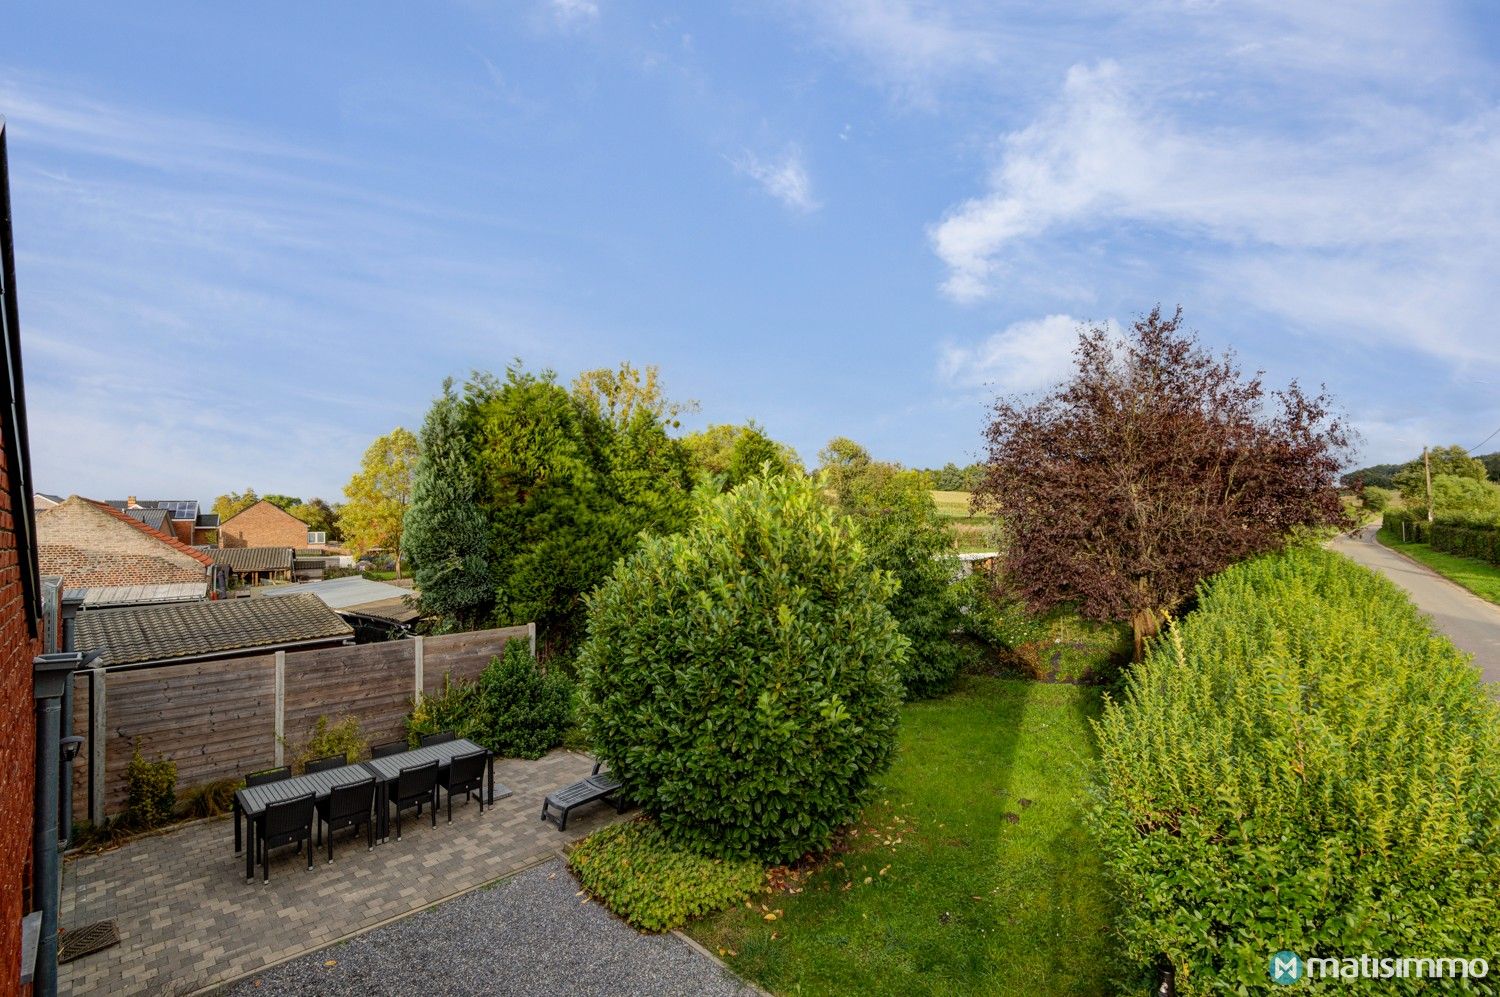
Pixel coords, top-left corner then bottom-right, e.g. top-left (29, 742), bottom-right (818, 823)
top-left (577, 471), bottom-right (906, 863)
top-left (1091, 547), bottom-right (1500, 994)
top-left (568, 818), bottom-right (764, 932)
top-left (688, 675), bottom-right (1121, 996)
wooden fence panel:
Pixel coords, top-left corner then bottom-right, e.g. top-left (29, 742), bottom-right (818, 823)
top-left (420, 625), bottom-right (531, 694)
top-left (77, 624), bottom-right (532, 816)
top-left (282, 640), bottom-right (416, 750)
top-left (102, 655), bottom-right (277, 812)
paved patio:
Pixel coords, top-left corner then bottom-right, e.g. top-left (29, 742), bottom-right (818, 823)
top-left (58, 749), bottom-right (625, 996)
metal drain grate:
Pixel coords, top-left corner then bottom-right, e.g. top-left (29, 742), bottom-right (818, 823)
top-left (59, 920), bottom-right (119, 964)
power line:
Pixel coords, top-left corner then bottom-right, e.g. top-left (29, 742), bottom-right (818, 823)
top-left (1471, 425), bottom-right (1500, 454)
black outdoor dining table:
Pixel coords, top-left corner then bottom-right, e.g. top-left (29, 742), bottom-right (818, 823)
top-left (233, 761), bottom-right (375, 882)
top-left (361, 738), bottom-right (512, 841)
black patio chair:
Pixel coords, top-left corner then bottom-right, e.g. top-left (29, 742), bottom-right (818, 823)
top-left (388, 761), bottom-right (438, 840)
top-left (315, 777), bottom-right (375, 862)
top-left (245, 765), bottom-right (291, 787)
top-left (418, 730), bottom-right (455, 747)
top-left (371, 739), bottom-right (408, 759)
top-left (304, 754), bottom-right (346, 774)
top-left (257, 791), bottom-right (315, 883)
top-left (438, 750), bottom-right (488, 822)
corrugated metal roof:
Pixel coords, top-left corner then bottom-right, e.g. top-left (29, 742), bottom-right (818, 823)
top-left (75, 593), bottom-right (352, 667)
top-left (75, 582), bottom-right (207, 608)
top-left (257, 576), bottom-right (414, 610)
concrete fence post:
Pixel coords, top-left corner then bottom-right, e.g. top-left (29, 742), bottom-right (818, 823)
top-left (274, 650), bottom-right (286, 767)
top-left (528, 621), bottom-right (537, 659)
top-left (88, 666), bottom-right (106, 826)
top-left (413, 635), bottom-right (425, 702)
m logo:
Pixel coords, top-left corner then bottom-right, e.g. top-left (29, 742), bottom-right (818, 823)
top-left (1270, 950), bottom-right (1303, 985)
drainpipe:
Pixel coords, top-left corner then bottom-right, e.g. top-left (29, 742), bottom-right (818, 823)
top-left (58, 591), bottom-right (84, 846)
top-left (33, 651), bottom-right (83, 997)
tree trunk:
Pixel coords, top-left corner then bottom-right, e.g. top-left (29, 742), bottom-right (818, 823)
top-left (1131, 608), bottom-right (1162, 663)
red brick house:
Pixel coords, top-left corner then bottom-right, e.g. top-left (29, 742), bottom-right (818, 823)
top-left (0, 116), bottom-right (48, 994)
top-left (218, 499), bottom-right (313, 549)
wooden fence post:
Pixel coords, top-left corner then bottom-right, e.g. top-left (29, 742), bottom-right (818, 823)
top-left (88, 666), bottom-right (106, 826)
top-left (274, 650), bottom-right (286, 767)
top-left (413, 635), bottom-right (424, 702)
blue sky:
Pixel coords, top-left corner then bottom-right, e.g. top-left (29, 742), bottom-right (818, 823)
top-left (5, 1), bottom-right (1499, 501)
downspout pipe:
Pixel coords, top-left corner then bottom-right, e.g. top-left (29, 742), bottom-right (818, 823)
top-left (58, 591), bottom-right (84, 846)
top-left (33, 651), bottom-right (82, 997)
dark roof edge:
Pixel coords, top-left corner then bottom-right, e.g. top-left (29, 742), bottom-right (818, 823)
top-left (98, 632), bottom-right (353, 673)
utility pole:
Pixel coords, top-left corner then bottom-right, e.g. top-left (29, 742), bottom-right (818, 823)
top-left (1423, 446), bottom-right (1434, 523)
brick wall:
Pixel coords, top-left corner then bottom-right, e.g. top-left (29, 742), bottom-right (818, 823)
top-left (38, 498), bottom-right (209, 588)
top-left (0, 410), bottom-right (40, 994)
top-left (219, 501), bottom-right (308, 549)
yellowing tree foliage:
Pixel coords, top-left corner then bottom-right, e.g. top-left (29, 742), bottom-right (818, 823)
top-left (339, 427), bottom-right (419, 576)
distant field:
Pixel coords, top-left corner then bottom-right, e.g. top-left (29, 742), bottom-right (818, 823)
top-left (930, 490), bottom-right (997, 552)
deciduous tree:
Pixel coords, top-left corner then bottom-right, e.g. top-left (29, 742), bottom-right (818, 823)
top-left (339, 427), bottom-right (419, 577)
top-left (974, 307), bottom-right (1350, 660)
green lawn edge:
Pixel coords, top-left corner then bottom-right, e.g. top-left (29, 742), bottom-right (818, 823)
top-left (1376, 527), bottom-right (1500, 605)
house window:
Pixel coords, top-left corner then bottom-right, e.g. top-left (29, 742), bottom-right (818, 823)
top-left (307, 531), bottom-right (327, 544)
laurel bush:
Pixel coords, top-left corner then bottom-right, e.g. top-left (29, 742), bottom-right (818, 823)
top-left (577, 471), bottom-right (907, 863)
top-left (1091, 547), bottom-right (1500, 994)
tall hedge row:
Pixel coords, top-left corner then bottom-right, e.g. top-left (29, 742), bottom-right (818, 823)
top-left (1091, 546), bottom-right (1500, 994)
top-left (1383, 509), bottom-right (1500, 565)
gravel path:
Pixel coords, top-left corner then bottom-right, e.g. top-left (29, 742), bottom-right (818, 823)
top-left (222, 858), bottom-right (758, 997)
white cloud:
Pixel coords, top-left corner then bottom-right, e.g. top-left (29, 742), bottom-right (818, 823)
top-left (939, 314), bottom-right (1104, 394)
top-left (732, 148), bottom-right (821, 213)
top-left (927, 58), bottom-right (1500, 362)
top-left (549, 0), bottom-right (599, 26)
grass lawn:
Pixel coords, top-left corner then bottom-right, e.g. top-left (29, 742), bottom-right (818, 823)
top-left (1377, 527), bottom-right (1500, 604)
top-left (687, 676), bottom-right (1122, 996)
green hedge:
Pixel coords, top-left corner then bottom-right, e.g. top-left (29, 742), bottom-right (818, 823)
top-left (1383, 509), bottom-right (1500, 564)
top-left (567, 818), bottom-right (764, 932)
top-left (1091, 547), bottom-right (1500, 994)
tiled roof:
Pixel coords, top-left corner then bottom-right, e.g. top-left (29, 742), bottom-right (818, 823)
top-left (211, 547), bottom-right (294, 573)
top-left (93, 502), bottom-right (215, 565)
top-left (75, 593), bottom-right (353, 667)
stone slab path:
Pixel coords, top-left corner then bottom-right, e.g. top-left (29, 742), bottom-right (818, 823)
top-left (59, 749), bottom-right (624, 996)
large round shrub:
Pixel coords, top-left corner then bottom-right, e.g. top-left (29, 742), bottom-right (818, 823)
top-left (577, 472), bottom-right (907, 863)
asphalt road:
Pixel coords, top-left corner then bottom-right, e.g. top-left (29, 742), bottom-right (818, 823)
top-left (1330, 526), bottom-right (1500, 686)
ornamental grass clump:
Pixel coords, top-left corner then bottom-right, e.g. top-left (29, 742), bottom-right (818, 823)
top-left (577, 471), bottom-right (907, 864)
top-left (1091, 547), bottom-right (1500, 994)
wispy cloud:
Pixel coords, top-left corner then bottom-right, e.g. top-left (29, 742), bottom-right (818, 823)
top-left (548, 0), bottom-right (599, 27)
top-left (927, 52), bottom-right (1500, 361)
top-left (731, 147), bottom-right (821, 213)
top-left (939, 314), bottom-right (1105, 395)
